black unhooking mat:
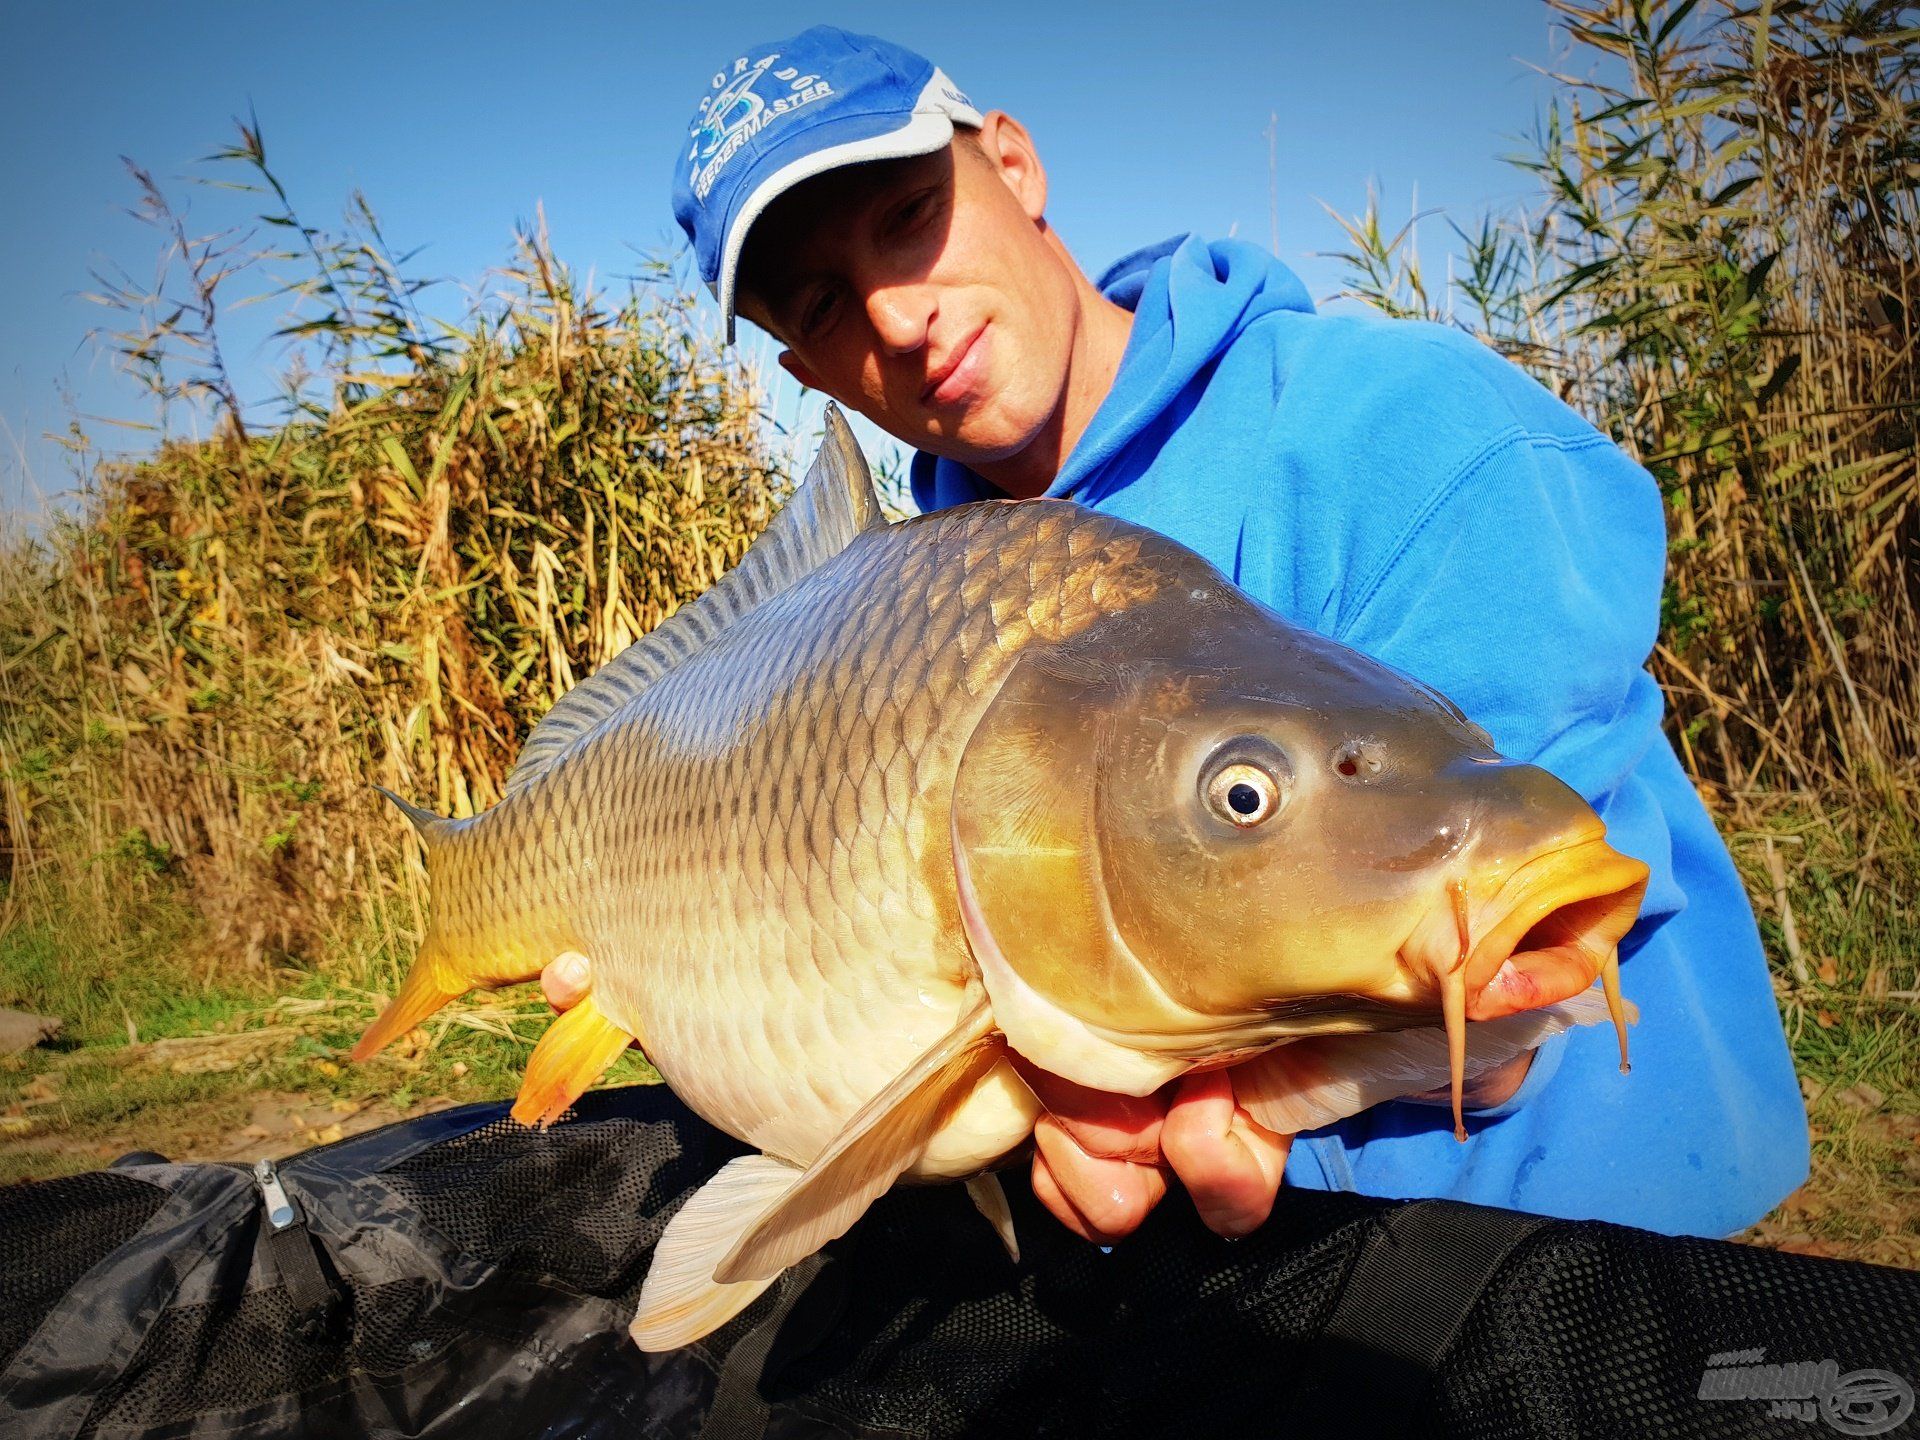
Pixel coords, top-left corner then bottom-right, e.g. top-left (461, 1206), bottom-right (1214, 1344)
top-left (1, 1085), bottom-right (1914, 1439)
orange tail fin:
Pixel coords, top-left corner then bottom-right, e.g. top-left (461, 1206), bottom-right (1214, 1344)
top-left (510, 995), bottom-right (636, 1128)
top-left (350, 960), bottom-right (467, 1062)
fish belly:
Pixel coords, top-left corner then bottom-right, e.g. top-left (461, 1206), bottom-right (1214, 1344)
top-left (911, 1058), bottom-right (1041, 1179)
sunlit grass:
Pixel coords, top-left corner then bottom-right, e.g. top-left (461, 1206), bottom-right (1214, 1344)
top-left (0, 894), bottom-right (660, 1185)
top-left (1, 0), bottom-right (1914, 1271)
top-left (1718, 793), bottom-right (1920, 1265)
top-left (0, 111), bottom-right (765, 1190)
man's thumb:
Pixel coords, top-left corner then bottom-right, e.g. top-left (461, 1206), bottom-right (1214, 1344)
top-left (540, 950), bottom-right (592, 1010)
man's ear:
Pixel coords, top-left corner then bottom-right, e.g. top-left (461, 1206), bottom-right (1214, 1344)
top-left (974, 111), bottom-right (1048, 223)
top-left (776, 349), bottom-right (824, 392)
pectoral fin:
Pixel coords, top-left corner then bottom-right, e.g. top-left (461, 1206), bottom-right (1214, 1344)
top-left (631, 1154), bottom-right (801, 1352)
top-left (966, 1173), bottom-right (1020, 1263)
top-left (714, 993), bottom-right (1001, 1286)
top-left (1233, 987), bottom-right (1632, 1136)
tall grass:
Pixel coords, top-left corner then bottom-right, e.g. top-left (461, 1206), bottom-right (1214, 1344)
top-left (0, 126), bottom-right (778, 973)
top-left (1329, 0), bottom-right (1918, 810)
top-left (1, 4), bottom-right (1915, 1231)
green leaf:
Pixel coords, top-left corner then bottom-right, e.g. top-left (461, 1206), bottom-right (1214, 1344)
top-left (379, 435), bottom-right (421, 491)
top-left (1708, 175), bottom-right (1761, 208)
top-left (1654, 0), bottom-right (1702, 50)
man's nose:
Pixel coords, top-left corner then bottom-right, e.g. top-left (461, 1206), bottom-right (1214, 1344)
top-left (865, 284), bottom-right (933, 355)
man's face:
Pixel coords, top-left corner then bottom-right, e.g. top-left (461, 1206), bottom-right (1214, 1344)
top-left (737, 121), bottom-right (1083, 466)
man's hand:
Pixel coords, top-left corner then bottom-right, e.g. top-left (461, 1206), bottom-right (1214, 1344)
top-left (540, 953), bottom-right (1292, 1244)
top-left (1017, 1061), bottom-right (1291, 1243)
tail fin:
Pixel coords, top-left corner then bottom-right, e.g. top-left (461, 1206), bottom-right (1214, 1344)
top-left (350, 958), bottom-right (468, 1062)
top-left (352, 787), bottom-right (470, 1062)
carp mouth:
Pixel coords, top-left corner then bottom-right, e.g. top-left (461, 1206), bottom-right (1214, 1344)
top-left (1399, 839), bottom-right (1651, 1140)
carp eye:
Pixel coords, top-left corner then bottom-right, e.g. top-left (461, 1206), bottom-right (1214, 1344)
top-left (1206, 762), bottom-right (1283, 828)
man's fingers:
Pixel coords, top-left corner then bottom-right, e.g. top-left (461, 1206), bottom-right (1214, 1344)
top-left (1016, 1057), bottom-right (1171, 1243)
top-left (539, 951), bottom-right (592, 1012)
top-left (1029, 1149), bottom-right (1100, 1244)
top-left (1031, 1114), bottom-right (1168, 1241)
top-left (1011, 1057), bottom-right (1166, 1163)
top-left (1159, 1071), bottom-right (1291, 1239)
top-left (1468, 951), bottom-right (1594, 1020)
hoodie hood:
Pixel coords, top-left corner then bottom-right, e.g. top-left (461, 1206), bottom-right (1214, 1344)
top-left (910, 234), bottom-right (1315, 512)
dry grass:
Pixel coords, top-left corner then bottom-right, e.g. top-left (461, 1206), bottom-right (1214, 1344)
top-left (0, 135), bottom-right (758, 1178)
top-left (1, 125), bottom-right (779, 990)
top-left (2, 5), bottom-right (1915, 1265)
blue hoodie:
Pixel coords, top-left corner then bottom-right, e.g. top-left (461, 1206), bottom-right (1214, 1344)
top-left (912, 234), bottom-right (1808, 1237)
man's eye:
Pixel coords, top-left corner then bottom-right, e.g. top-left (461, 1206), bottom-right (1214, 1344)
top-left (800, 286), bottom-right (840, 336)
top-left (892, 189), bottom-right (937, 232)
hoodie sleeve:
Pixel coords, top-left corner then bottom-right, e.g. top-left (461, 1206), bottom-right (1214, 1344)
top-left (1321, 321), bottom-right (1687, 945)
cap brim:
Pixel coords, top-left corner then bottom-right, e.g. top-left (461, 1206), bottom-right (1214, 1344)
top-left (717, 108), bottom-right (959, 342)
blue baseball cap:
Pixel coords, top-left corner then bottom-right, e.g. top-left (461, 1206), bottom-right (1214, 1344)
top-left (672, 26), bottom-right (983, 341)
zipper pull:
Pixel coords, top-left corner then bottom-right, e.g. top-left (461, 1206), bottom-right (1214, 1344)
top-left (251, 1157), bottom-right (341, 1341)
top-left (253, 1158), bottom-right (297, 1231)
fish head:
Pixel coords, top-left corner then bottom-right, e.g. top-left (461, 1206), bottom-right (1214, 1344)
top-left (952, 571), bottom-right (1649, 1091)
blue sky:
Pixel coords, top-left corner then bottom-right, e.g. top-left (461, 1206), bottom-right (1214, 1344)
top-left (0, 2), bottom-right (1576, 511)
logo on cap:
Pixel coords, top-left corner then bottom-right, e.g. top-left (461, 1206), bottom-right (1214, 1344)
top-left (688, 54), bottom-right (836, 203)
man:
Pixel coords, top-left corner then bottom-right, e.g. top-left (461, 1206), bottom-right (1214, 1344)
top-left (551, 25), bottom-right (1807, 1244)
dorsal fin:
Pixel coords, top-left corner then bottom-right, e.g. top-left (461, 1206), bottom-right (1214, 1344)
top-left (505, 404), bottom-right (884, 797)
top-left (374, 785), bottom-right (458, 844)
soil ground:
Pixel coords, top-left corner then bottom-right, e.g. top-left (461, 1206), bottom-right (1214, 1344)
top-left (1, 1084), bottom-right (457, 1176)
top-left (5, 1029), bottom-right (1914, 1270)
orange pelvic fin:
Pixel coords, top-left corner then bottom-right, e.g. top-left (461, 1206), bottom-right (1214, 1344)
top-left (350, 960), bottom-right (466, 1062)
top-left (510, 994), bottom-right (636, 1128)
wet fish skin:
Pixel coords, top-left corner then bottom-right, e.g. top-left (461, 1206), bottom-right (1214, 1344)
top-left (352, 408), bottom-right (1647, 1350)
top-left (550, 497), bottom-right (1174, 1170)
top-left (367, 493), bottom-right (1182, 1170)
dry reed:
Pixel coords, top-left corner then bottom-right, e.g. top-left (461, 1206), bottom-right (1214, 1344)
top-left (0, 127), bottom-right (777, 970)
top-left (1327, 0), bottom-right (1918, 812)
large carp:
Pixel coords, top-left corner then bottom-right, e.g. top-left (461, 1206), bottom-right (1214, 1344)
top-left (353, 407), bottom-right (1649, 1351)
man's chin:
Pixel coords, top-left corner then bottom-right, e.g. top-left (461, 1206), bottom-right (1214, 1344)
top-left (913, 402), bottom-right (1054, 474)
